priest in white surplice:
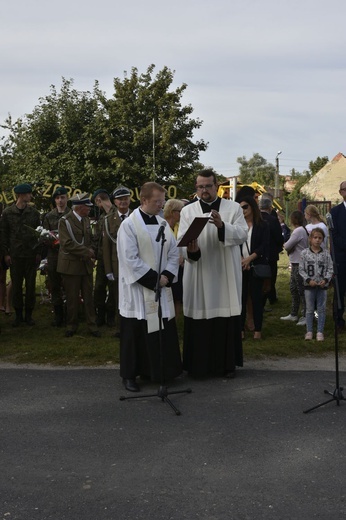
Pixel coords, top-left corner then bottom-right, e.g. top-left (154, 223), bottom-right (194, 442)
top-left (178, 169), bottom-right (248, 378)
top-left (117, 182), bottom-right (182, 392)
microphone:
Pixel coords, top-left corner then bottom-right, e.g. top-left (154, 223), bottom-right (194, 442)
top-left (325, 212), bottom-right (334, 230)
top-left (155, 220), bottom-right (167, 242)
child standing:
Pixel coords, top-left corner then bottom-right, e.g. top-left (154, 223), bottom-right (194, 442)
top-left (281, 211), bottom-right (309, 325)
top-left (299, 227), bottom-right (333, 341)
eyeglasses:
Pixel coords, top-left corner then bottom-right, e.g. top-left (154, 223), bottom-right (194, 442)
top-left (196, 184), bottom-right (215, 191)
top-left (173, 209), bottom-right (181, 213)
top-left (241, 204), bottom-right (249, 210)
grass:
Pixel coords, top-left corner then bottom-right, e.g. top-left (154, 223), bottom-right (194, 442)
top-left (0, 254), bottom-right (344, 366)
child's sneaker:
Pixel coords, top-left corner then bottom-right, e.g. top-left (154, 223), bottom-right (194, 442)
top-left (305, 332), bottom-right (313, 340)
top-left (316, 332), bottom-right (324, 341)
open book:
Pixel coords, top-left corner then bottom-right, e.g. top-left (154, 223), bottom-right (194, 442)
top-left (177, 216), bottom-right (210, 247)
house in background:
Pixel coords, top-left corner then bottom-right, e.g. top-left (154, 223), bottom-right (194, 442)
top-left (301, 153), bottom-right (346, 204)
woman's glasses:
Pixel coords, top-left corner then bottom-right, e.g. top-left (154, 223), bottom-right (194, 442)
top-left (241, 204), bottom-right (249, 210)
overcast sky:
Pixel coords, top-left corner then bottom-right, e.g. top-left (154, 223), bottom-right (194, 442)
top-left (2, 0), bottom-right (346, 178)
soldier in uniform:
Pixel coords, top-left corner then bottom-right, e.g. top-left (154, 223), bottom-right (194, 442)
top-left (1, 183), bottom-right (41, 327)
top-left (57, 193), bottom-right (100, 338)
top-left (42, 186), bottom-right (70, 326)
top-left (103, 185), bottom-right (131, 337)
top-left (92, 189), bottom-right (116, 327)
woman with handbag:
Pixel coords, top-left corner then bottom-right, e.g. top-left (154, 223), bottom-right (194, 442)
top-left (239, 197), bottom-right (270, 340)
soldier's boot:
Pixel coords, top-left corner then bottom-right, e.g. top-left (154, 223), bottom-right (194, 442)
top-left (106, 310), bottom-right (116, 328)
top-left (25, 309), bottom-right (35, 326)
top-left (96, 307), bottom-right (106, 327)
top-left (13, 309), bottom-right (24, 328)
top-left (53, 305), bottom-right (64, 327)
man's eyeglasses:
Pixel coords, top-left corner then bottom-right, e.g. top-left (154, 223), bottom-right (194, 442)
top-left (241, 204), bottom-right (249, 210)
top-left (196, 184), bottom-right (215, 191)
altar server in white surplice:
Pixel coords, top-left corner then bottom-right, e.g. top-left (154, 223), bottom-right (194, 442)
top-left (178, 169), bottom-right (248, 379)
top-left (117, 182), bottom-right (182, 392)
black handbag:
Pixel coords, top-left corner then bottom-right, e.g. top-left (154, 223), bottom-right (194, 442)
top-left (244, 242), bottom-right (271, 279)
top-left (252, 263), bottom-right (271, 279)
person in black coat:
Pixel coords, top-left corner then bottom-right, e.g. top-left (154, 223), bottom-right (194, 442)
top-left (330, 180), bottom-right (346, 331)
top-left (259, 197), bottom-right (284, 306)
top-left (239, 196), bottom-right (270, 340)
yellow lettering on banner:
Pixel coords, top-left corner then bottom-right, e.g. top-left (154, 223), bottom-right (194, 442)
top-left (42, 183), bottom-right (52, 198)
top-left (129, 188), bottom-right (136, 202)
top-left (4, 184), bottom-right (179, 203)
top-left (134, 187), bottom-right (141, 201)
top-left (0, 192), bottom-right (15, 204)
top-left (167, 185), bottom-right (177, 199)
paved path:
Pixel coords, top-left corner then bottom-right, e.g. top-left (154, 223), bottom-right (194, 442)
top-left (1, 364), bottom-right (346, 519)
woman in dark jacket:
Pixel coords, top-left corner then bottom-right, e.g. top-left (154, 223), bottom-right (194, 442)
top-left (239, 196), bottom-right (270, 340)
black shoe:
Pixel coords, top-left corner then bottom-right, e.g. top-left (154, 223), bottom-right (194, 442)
top-left (106, 313), bottom-right (116, 327)
top-left (122, 378), bottom-right (140, 392)
top-left (25, 317), bottom-right (35, 326)
top-left (12, 310), bottom-right (24, 328)
top-left (225, 371), bottom-right (236, 379)
top-left (113, 331), bottom-right (121, 338)
top-left (90, 330), bottom-right (101, 338)
top-left (65, 330), bottom-right (75, 337)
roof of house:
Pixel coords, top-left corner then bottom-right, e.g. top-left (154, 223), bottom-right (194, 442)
top-left (302, 153), bottom-right (346, 204)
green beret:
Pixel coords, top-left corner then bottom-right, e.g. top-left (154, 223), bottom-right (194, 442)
top-left (92, 188), bottom-right (109, 201)
top-left (52, 186), bottom-right (68, 199)
top-left (14, 183), bottom-right (32, 194)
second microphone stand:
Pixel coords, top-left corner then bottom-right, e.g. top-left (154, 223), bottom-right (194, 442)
top-left (304, 217), bottom-right (345, 413)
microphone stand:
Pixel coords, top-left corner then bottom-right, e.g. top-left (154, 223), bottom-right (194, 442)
top-left (304, 217), bottom-right (345, 413)
top-left (120, 227), bottom-right (191, 415)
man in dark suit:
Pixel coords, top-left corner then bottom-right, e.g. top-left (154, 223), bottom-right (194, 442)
top-left (330, 180), bottom-right (346, 331)
top-left (259, 197), bottom-right (284, 308)
top-left (103, 185), bottom-right (131, 338)
top-left (57, 193), bottom-right (100, 338)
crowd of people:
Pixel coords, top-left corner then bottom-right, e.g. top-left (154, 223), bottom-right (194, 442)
top-left (1, 175), bottom-right (346, 393)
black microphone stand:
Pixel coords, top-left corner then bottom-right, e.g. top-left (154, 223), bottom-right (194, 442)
top-left (120, 228), bottom-right (191, 415)
top-left (304, 218), bottom-right (345, 413)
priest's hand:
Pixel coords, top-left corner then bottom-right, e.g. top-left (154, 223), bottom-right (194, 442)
top-left (209, 210), bottom-right (223, 228)
top-left (159, 274), bottom-right (169, 287)
top-left (187, 239), bottom-right (199, 253)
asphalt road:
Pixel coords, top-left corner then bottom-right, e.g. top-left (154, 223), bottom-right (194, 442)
top-left (1, 365), bottom-right (346, 520)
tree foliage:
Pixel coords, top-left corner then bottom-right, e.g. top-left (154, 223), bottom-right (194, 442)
top-left (308, 156), bottom-right (328, 175)
top-left (237, 153), bottom-right (276, 187)
top-left (0, 65), bottom-right (207, 197)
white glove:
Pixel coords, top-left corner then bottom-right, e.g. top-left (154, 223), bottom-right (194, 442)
top-left (106, 273), bottom-right (115, 281)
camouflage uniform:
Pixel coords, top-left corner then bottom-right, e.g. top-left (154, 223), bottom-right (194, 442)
top-left (1, 203), bottom-right (41, 323)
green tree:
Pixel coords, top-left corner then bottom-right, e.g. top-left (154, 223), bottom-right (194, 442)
top-left (0, 65), bottom-right (207, 199)
top-left (237, 153), bottom-right (276, 187)
top-left (308, 156), bottom-right (328, 175)
top-left (99, 65), bottom-right (207, 187)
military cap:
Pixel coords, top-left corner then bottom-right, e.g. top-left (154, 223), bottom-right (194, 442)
top-left (112, 185), bottom-right (131, 199)
top-left (52, 186), bottom-right (68, 199)
top-left (92, 188), bottom-right (109, 201)
top-left (70, 192), bottom-right (93, 206)
top-left (14, 183), bottom-right (32, 194)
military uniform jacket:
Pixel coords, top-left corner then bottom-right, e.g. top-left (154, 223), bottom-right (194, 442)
top-left (43, 207), bottom-right (70, 262)
top-left (57, 210), bottom-right (95, 276)
top-left (1, 203), bottom-right (41, 258)
top-left (103, 208), bottom-right (131, 277)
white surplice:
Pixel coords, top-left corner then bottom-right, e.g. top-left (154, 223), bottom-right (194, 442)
top-left (117, 208), bottom-right (178, 329)
top-left (178, 198), bottom-right (248, 319)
